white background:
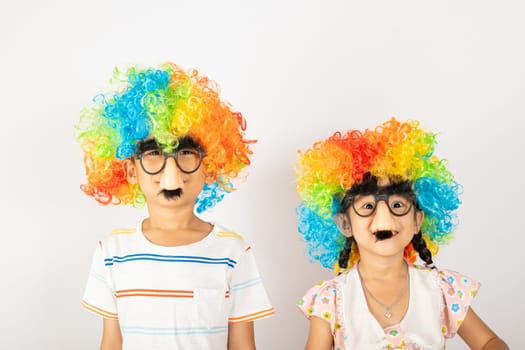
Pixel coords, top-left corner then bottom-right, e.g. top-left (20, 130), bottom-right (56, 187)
top-left (1, 0), bottom-right (523, 349)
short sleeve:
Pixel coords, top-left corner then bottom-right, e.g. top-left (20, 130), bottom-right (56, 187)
top-left (297, 280), bottom-right (341, 338)
top-left (81, 241), bottom-right (118, 320)
top-left (438, 269), bottom-right (480, 338)
top-left (228, 246), bottom-right (274, 323)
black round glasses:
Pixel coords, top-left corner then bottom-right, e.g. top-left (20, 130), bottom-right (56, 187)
top-left (136, 148), bottom-right (205, 175)
top-left (344, 193), bottom-right (415, 217)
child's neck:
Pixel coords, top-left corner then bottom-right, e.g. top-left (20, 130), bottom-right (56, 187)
top-left (146, 206), bottom-right (199, 230)
top-left (357, 256), bottom-right (408, 281)
top-left (142, 208), bottom-right (212, 247)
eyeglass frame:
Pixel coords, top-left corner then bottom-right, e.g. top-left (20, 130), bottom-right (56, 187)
top-left (135, 147), bottom-right (206, 175)
top-left (341, 192), bottom-right (416, 218)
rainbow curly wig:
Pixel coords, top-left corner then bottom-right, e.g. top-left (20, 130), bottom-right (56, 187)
top-left (295, 118), bottom-right (461, 270)
top-left (76, 62), bottom-right (254, 213)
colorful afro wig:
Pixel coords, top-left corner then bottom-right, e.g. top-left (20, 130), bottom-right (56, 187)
top-left (76, 62), bottom-right (255, 213)
top-left (295, 118), bottom-right (461, 270)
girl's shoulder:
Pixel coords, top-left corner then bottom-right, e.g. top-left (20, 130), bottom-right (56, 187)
top-left (297, 276), bottom-right (341, 319)
top-left (410, 264), bottom-right (480, 293)
top-left (436, 268), bottom-right (480, 290)
top-left (297, 269), bottom-right (360, 319)
top-left (299, 277), bottom-right (338, 302)
top-left (298, 269), bottom-right (356, 300)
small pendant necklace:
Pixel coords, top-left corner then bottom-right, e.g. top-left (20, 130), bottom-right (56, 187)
top-left (357, 265), bottom-right (409, 319)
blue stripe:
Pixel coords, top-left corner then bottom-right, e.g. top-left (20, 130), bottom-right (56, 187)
top-left (106, 257), bottom-right (236, 267)
top-left (90, 270), bottom-right (111, 288)
top-left (121, 325), bottom-right (228, 335)
top-left (231, 277), bottom-right (262, 291)
top-left (104, 254), bottom-right (237, 267)
top-left (104, 253), bottom-right (237, 263)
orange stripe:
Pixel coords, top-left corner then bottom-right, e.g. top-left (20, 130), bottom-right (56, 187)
top-left (117, 289), bottom-right (193, 293)
top-left (229, 310), bottom-right (275, 323)
top-left (117, 293), bottom-right (194, 298)
top-left (229, 308), bottom-right (274, 320)
top-left (81, 301), bottom-right (118, 319)
top-left (115, 289), bottom-right (230, 299)
top-left (116, 290), bottom-right (193, 298)
top-left (228, 308), bottom-right (275, 323)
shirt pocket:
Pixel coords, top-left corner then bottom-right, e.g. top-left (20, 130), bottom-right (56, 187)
top-left (193, 288), bottom-right (228, 327)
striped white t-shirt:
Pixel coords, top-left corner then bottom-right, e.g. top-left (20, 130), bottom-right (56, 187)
top-left (82, 222), bottom-right (274, 349)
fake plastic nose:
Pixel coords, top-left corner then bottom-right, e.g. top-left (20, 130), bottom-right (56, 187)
top-left (369, 201), bottom-right (396, 232)
top-left (159, 157), bottom-right (183, 190)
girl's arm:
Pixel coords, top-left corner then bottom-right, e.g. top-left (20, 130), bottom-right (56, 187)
top-left (100, 318), bottom-right (122, 350)
top-left (457, 308), bottom-right (508, 350)
top-left (305, 316), bottom-right (333, 350)
top-left (228, 321), bottom-right (256, 350)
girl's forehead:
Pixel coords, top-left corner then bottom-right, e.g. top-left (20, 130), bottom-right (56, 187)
top-left (351, 177), bottom-right (414, 196)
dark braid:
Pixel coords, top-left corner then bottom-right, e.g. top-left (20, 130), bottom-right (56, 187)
top-left (337, 237), bottom-right (354, 273)
top-left (411, 231), bottom-right (435, 268)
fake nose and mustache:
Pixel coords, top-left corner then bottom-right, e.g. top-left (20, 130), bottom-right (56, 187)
top-left (374, 230), bottom-right (394, 241)
top-left (161, 189), bottom-right (183, 200)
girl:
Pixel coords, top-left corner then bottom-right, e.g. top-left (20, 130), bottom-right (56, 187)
top-left (295, 119), bottom-right (508, 349)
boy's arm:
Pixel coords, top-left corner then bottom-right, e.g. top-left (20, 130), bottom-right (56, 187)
top-left (100, 318), bottom-right (122, 350)
top-left (457, 308), bottom-right (508, 350)
top-left (227, 321), bottom-right (255, 350)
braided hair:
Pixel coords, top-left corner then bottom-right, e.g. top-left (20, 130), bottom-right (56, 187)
top-left (411, 231), bottom-right (435, 268)
top-left (337, 237), bottom-right (355, 271)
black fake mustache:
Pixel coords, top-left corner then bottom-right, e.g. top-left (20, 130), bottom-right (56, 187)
top-left (160, 189), bottom-right (183, 200)
top-left (374, 230), bottom-right (394, 241)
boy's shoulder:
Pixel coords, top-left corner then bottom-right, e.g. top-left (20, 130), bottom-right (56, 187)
top-left (96, 225), bottom-right (141, 251)
top-left (210, 224), bottom-right (252, 250)
top-left (107, 227), bottom-right (138, 236)
top-left (213, 224), bottom-right (245, 241)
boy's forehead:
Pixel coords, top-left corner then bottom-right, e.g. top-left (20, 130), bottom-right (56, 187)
top-left (141, 137), bottom-right (157, 144)
top-left (377, 177), bottom-right (392, 187)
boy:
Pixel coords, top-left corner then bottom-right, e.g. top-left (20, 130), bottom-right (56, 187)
top-left (77, 62), bottom-right (274, 349)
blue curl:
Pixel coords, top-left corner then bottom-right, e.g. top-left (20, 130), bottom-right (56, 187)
top-left (297, 202), bottom-right (346, 269)
top-left (195, 182), bottom-right (233, 214)
top-left (102, 69), bottom-right (171, 159)
top-left (414, 177), bottom-right (461, 241)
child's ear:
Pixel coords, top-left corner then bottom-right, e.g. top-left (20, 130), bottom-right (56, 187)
top-left (204, 171), bottom-right (215, 184)
top-left (415, 210), bottom-right (424, 232)
top-left (334, 213), bottom-right (352, 237)
top-left (125, 159), bottom-right (138, 184)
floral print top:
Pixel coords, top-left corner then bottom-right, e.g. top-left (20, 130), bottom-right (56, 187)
top-left (297, 264), bottom-right (480, 349)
